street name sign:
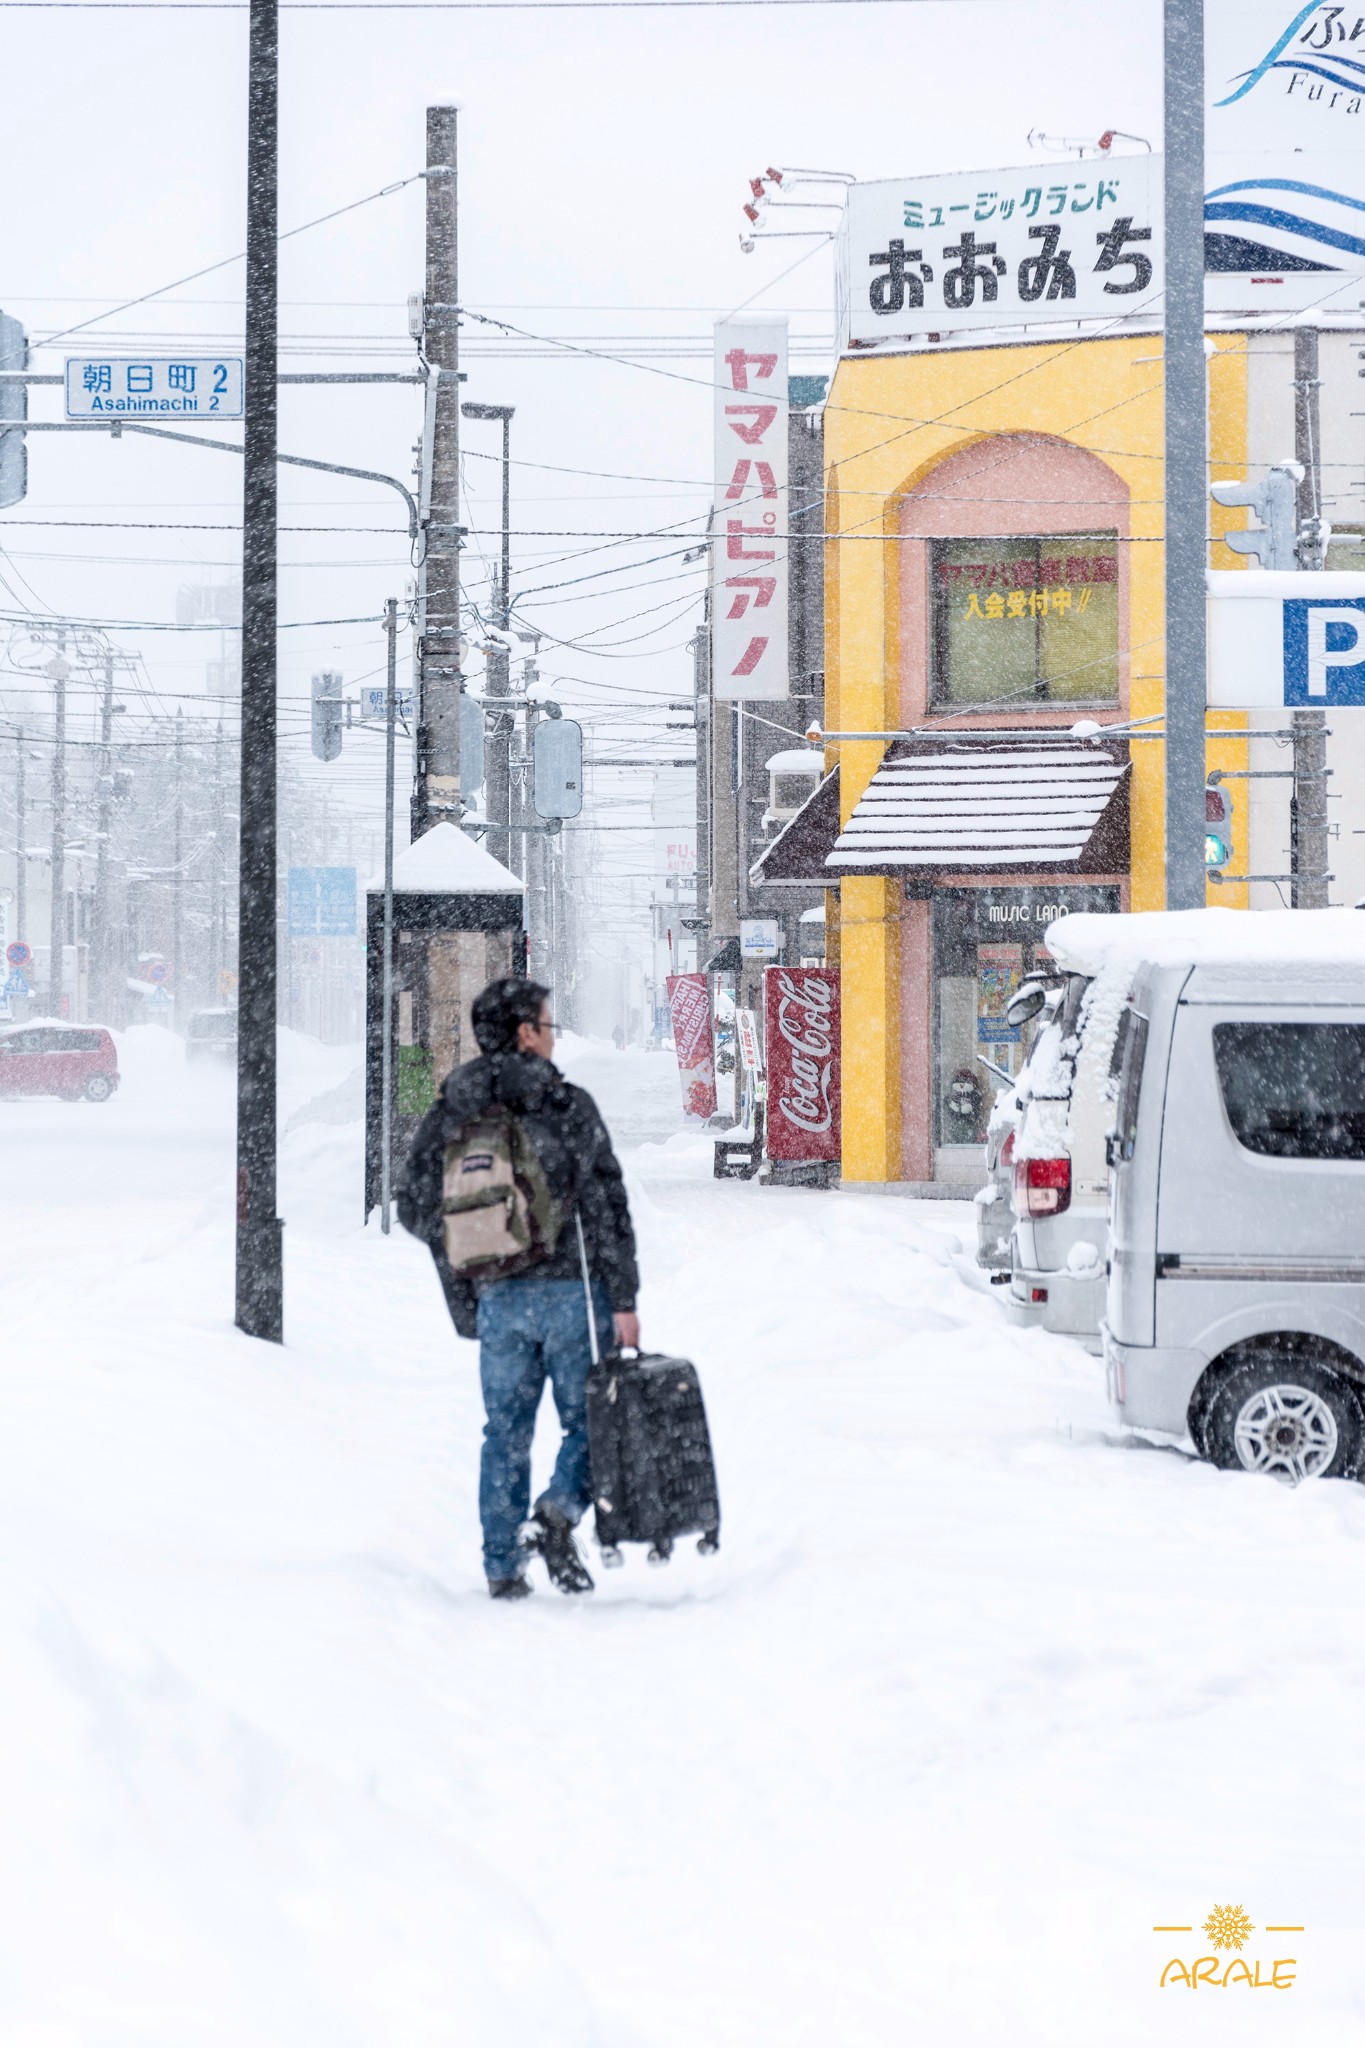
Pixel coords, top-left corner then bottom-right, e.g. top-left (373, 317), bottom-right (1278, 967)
top-left (65, 357), bottom-right (245, 420)
top-left (1207, 571), bottom-right (1365, 708)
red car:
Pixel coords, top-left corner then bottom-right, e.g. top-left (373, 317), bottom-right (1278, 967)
top-left (0, 1022), bottom-right (120, 1102)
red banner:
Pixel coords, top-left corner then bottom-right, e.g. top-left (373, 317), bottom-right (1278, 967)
top-left (667, 972), bottom-right (717, 1122)
top-left (763, 967), bottom-right (841, 1162)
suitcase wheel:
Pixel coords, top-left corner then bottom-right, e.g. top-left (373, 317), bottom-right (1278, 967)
top-left (599, 1544), bottom-right (624, 1569)
top-left (697, 1532), bottom-right (720, 1557)
top-left (646, 1539), bottom-right (674, 1566)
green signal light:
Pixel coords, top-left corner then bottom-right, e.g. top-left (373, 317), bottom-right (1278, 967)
top-left (1205, 832), bottom-right (1231, 869)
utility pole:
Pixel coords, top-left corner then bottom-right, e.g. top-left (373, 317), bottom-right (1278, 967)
top-left (1293, 325), bottom-right (1331, 907)
top-left (47, 635), bottom-right (67, 1017)
top-left (1163, 0), bottom-right (1209, 912)
top-left (173, 706), bottom-right (185, 1020)
top-left (14, 722), bottom-right (25, 952)
top-left (463, 400), bottom-right (514, 865)
top-left (235, 0), bottom-right (283, 1344)
top-left (92, 650), bottom-right (115, 1021)
top-left (209, 713), bottom-right (225, 1003)
top-left (414, 103), bottom-right (463, 836)
top-left (381, 598), bottom-right (398, 1234)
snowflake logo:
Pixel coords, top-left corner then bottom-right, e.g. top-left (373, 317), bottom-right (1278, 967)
top-left (1203, 1904), bottom-right (1255, 1951)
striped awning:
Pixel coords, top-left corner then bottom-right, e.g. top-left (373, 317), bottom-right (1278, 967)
top-left (826, 732), bottom-right (1130, 877)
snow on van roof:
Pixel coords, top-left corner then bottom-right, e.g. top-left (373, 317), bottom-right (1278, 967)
top-left (1045, 907), bottom-right (1365, 977)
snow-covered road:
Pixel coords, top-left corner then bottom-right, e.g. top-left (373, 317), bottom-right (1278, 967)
top-left (2, 1026), bottom-right (1363, 2045)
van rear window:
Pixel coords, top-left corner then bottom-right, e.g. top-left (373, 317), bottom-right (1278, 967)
top-left (1113, 1009), bottom-right (1148, 1162)
top-left (1213, 1023), bottom-right (1365, 1160)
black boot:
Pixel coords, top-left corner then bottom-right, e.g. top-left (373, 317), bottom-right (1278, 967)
top-left (523, 1502), bottom-right (595, 1595)
top-left (487, 1573), bottom-right (532, 1601)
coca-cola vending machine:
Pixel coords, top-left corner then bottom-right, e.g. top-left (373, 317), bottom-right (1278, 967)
top-left (763, 966), bottom-right (840, 1175)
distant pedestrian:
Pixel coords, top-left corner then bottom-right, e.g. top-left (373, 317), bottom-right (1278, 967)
top-left (613, 1024), bottom-right (625, 1052)
top-left (399, 978), bottom-right (640, 1601)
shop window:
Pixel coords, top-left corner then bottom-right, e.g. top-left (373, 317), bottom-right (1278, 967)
top-left (931, 534), bottom-right (1121, 709)
top-left (931, 886), bottom-right (1120, 1148)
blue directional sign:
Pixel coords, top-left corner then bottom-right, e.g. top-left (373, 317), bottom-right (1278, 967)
top-left (65, 357), bottom-right (244, 420)
top-left (288, 866), bottom-right (357, 938)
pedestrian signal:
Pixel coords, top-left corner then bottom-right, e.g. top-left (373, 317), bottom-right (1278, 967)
top-left (1205, 783), bottom-right (1233, 870)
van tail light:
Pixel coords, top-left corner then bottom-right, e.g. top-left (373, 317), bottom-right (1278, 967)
top-left (1000, 1130), bottom-right (1015, 1168)
top-left (1013, 1155), bottom-right (1072, 1218)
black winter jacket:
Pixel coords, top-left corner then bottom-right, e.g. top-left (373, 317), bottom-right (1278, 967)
top-left (396, 1050), bottom-right (639, 1338)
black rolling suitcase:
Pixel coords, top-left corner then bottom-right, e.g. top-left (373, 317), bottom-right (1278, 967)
top-left (575, 1219), bottom-right (720, 1567)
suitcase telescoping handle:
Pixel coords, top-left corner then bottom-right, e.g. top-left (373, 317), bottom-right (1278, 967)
top-left (574, 1211), bottom-right (602, 1370)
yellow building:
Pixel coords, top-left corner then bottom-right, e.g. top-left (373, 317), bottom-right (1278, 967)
top-left (818, 330), bottom-right (1254, 1189)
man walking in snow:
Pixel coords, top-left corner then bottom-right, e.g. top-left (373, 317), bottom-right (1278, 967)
top-left (398, 978), bottom-right (640, 1601)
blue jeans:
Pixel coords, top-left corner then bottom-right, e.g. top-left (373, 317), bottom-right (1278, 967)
top-left (475, 1274), bottom-right (613, 1580)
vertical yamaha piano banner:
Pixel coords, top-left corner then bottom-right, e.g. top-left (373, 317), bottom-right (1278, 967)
top-left (713, 318), bottom-right (789, 701)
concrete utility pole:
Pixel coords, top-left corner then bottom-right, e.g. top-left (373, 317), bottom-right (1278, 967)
top-left (463, 399), bottom-right (514, 865)
top-left (1292, 325), bottom-right (1331, 907)
top-left (47, 637), bottom-right (67, 1017)
top-left (92, 650), bottom-right (115, 1021)
top-left (173, 707), bottom-right (185, 1016)
top-left (235, 0), bottom-right (284, 1344)
top-left (14, 723), bottom-right (26, 954)
top-left (414, 102), bottom-right (463, 836)
top-left (1163, 0), bottom-right (1210, 912)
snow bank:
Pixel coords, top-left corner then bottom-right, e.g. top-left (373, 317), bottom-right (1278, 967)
top-left (1046, 905), bottom-right (1365, 977)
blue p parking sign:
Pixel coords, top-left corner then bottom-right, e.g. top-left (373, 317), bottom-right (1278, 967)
top-left (1283, 598), bottom-right (1365, 707)
top-left (1208, 574), bottom-right (1365, 710)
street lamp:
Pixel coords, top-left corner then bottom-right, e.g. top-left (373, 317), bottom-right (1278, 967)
top-left (461, 401), bottom-right (516, 868)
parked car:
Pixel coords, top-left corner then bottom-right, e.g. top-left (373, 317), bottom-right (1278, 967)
top-left (1005, 963), bottom-right (1130, 1350)
top-left (973, 975), bottom-right (1063, 1274)
top-left (186, 1007), bottom-right (238, 1062)
top-left (1106, 951), bottom-right (1365, 1482)
top-left (0, 1022), bottom-right (120, 1102)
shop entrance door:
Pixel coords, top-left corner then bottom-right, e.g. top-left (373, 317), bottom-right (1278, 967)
top-left (931, 885), bottom-right (1120, 1166)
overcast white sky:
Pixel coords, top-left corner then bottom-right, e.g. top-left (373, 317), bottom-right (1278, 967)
top-left (0, 0), bottom-right (1162, 891)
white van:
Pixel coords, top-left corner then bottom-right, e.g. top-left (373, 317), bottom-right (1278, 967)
top-left (1044, 906), bottom-right (1365, 1484)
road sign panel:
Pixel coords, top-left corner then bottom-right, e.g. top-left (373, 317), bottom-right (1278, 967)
top-left (360, 684), bottom-right (414, 723)
top-left (148, 962), bottom-right (168, 984)
top-left (5, 941), bottom-right (31, 967)
top-left (150, 986), bottom-right (172, 1008)
top-left (4, 971), bottom-right (30, 997)
top-left (1208, 571), bottom-right (1365, 708)
top-left (65, 357), bottom-right (244, 421)
top-left (288, 866), bottom-right (357, 938)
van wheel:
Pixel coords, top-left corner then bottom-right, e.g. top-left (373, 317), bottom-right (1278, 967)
top-left (1203, 1354), bottom-right (1365, 1484)
top-left (83, 1073), bottom-right (113, 1104)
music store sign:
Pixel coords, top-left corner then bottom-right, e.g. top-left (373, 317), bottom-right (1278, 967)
top-left (835, 157), bottom-right (1163, 348)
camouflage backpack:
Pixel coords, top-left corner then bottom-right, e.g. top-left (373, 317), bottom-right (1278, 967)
top-left (440, 1108), bottom-right (563, 1279)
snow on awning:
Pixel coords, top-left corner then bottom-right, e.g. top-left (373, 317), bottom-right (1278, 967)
top-left (825, 732), bottom-right (1130, 878)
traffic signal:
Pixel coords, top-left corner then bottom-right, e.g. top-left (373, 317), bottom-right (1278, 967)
top-left (311, 670), bottom-right (343, 761)
top-left (1209, 464), bottom-right (1299, 572)
top-left (1205, 782), bottom-right (1233, 870)
top-left (0, 312), bottom-right (27, 511)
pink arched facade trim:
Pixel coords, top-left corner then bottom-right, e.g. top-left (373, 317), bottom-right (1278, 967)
top-left (895, 433), bottom-right (1131, 728)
